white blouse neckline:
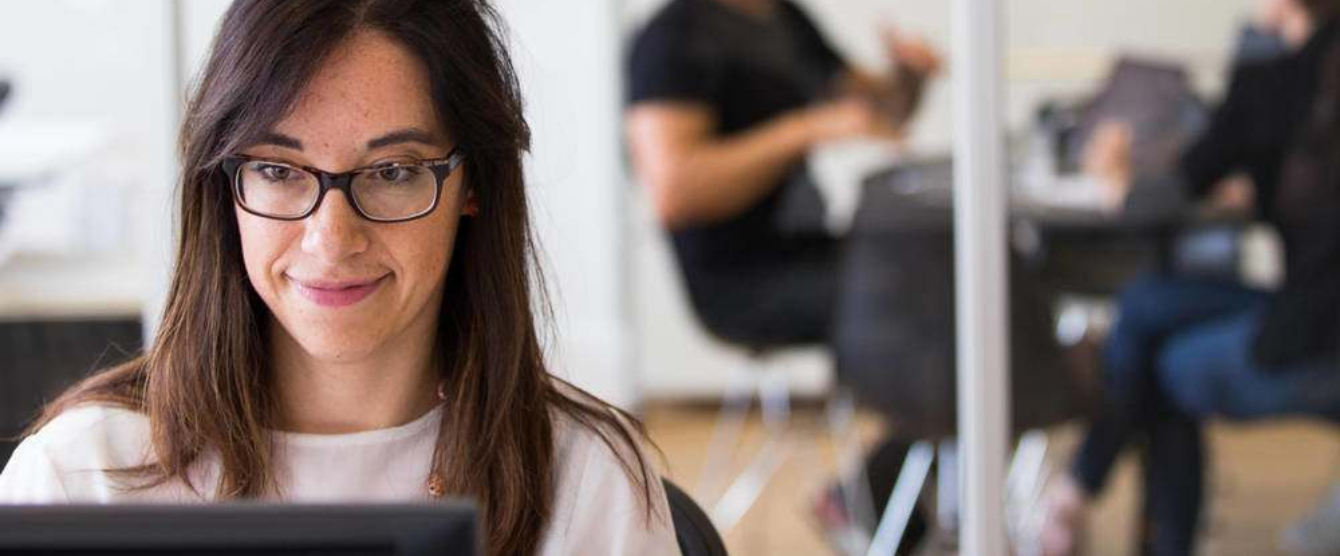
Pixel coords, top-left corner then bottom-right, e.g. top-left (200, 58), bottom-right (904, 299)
top-left (271, 404), bottom-right (444, 448)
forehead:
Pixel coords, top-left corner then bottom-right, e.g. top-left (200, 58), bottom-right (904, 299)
top-left (275, 30), bottom-right (444, 147)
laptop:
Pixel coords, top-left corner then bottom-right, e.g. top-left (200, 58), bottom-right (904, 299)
top-left (0, 503), bottom-right (480, 555)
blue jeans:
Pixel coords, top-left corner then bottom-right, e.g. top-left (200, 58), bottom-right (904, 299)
top-left (1072, 274), bottom-right (1340, 556)
top-left (1158, 310), bottom-right (1340, 420)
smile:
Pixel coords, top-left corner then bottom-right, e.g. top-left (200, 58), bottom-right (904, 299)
top-left (290, 275), bottom-right (388, 308)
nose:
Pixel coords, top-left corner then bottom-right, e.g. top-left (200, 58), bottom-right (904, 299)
top-left (300, 190), bottom-right (370, 263)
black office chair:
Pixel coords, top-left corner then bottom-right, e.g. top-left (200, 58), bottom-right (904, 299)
top-left (833, 197), bottom-right (1090, 554)
top-left (664, 479), bottom-right (728, 556)
top-left (0, 320), bottom-right (142, 467)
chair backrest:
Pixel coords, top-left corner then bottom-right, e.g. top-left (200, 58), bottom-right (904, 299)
top-left (663, 479), bottom-right (728, 556)
top-left (0, 320), bottom-right (142, 468)
top-left (835, 191), bottom-right (1086, 438)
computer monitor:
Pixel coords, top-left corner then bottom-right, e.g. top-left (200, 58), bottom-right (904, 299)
top-left (0, 503), bottom-right (479, 555)
top-left (1065, 58), bottom-right (1206, 176)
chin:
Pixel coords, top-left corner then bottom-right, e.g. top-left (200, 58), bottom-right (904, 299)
top-left (278, 318), bottom-right (387, 363)
top-left (296, 335), bottom-right (383, 363)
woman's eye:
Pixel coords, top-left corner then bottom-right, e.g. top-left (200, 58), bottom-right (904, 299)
top-left (259, 164), bottom-right (295, 182)
top-left (373, 166), bottom-right (420, 184)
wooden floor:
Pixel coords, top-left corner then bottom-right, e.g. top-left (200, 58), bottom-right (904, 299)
top-left (643, 404), bottom-right (1338, 556)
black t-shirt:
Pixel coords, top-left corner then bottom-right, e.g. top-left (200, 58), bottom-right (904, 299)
top-left (1162, 23), bottom-right (1340, 368)
top-left (1179, 24), bottom-right (1338, 219)
top-left (627, 0), bottom-right (846, 279)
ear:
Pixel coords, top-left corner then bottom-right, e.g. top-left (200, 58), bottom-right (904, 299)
top-left (462, 189), bottom-right (479, 217)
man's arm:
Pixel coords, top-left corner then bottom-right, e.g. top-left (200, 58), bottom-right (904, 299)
top-left (626, 99), bottom-right (895, 229)
top-left (835, 68), bottom-right (926, 132)
top-left (835, 31), bottom-right (941, 132)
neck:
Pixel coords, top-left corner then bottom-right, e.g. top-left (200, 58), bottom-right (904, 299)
top-left (713, 0), bottom-right (777, 18)
top-left (1284, 10), bottom-right (1317, 49)
top-left (271, 318), bottom-right (441, 435)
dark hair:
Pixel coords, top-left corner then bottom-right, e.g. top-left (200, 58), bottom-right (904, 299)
top-left (1277, 40), bottom-right (1340, 222)
top-left (1302, 0), bottom-right (1340, 21)
top-left (30, 1), bottom-right (658, 554)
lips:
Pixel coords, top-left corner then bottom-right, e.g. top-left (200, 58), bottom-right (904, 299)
top-left (289, 275), bottom-right (388, 308)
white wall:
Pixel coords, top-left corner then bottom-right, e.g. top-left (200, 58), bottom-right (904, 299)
top-left (494, 0), bottom-right (635, 406)
top-left (0, 0), bottom-right (177, 254)
top-left (0, 0), bottom-right (179, 330)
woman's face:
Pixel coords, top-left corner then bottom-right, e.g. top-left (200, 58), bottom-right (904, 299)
top-left (235, 30), bottom-right (466, 364)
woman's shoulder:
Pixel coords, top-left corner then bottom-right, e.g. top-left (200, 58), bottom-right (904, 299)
top-left (23, 404), bottom-right (151, 462)
top-left (544, 383), bottom-right (679, 555)
top-left (548, 381), bottom-right (657, 475)
top-left (0, 404), bottom-right (157, 504)
top-left (551, 407), bottom-right (651, 477)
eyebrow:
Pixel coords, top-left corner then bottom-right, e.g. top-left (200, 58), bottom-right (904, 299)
top-left (251, 128), bottom-right (443, 152)
top-left (255, 132), bottom-right (303, 150)
top-left (366, 128), bottom-right (442, 150)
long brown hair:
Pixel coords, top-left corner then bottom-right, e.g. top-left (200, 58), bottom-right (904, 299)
top-left (1304, 0), bottom-right (1340, 21)
top-left (29, 1), bottom-right (657, 553)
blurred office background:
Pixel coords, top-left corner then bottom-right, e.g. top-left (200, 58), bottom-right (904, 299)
top-left (0, 0), bottom-right (1335, 555)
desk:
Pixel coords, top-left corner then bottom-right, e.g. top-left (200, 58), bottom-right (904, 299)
top-left (856, 159), bottom-right (1248, 295)
top-left (829, 159), bottom-right (1248, 437)
top-left (0, 254), bottom-right (148, 321)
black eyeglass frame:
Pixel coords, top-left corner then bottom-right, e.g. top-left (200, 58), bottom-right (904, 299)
top-left (220, 147), bottom-right (466, 223)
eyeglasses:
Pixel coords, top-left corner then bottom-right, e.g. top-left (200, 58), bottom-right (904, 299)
top-left (220, 148), bottom-right (466, 223)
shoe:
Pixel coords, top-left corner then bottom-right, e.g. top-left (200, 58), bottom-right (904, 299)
top-left (809, 482), bottom-right (874, 556)
top-left (1281, 483), bottom-right (1340, 556)
top-left (1039, 474), bottom-right (1089, 556)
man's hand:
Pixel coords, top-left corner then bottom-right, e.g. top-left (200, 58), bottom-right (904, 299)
top-left (1082, 120), bottom-right (1134, 213)
top-left (1208, 174), bottom-right (1256, 214)
top-left (883, 28), bottom-right (943, 77)
top-left (804, 97), bottom-right (905, 145)
top-left (1256, 0), bottom-right (1313, 48)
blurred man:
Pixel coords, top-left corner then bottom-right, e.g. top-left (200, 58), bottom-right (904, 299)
top-left (625, 0), bottom-right (939, 551)
top-left (626, 0), bottom-right (937, 346)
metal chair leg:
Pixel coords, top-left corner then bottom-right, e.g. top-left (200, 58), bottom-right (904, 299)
top-left (695, 360), bottom-right (760, 501)
top-left (867, 441), bottom-right (935, 556)
top-left (708, 363), bottom-right (792, 531)
top-left (826, 388), bottom-right (879, 555)
top-left (857, 430), bottom-right (1051, 556)
top-left (937, 440), bottom-right (960, 534)
top-left (1007, 430), bottom-right (1051, 556)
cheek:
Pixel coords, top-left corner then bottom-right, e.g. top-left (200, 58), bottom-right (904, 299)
top-left (235, 208), bottom-right (293, 294)
top-left (392, 210), bottom-right (461, 294)
top-left (416, 185), bottom-right (468, 277)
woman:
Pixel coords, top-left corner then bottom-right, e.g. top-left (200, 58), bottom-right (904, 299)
top-left (0, 1), bottom-right (677, 555)
top-left (1043, 1), bottom-right (1340, 554)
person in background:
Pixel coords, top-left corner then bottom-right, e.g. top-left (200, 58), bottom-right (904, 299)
top-left (0, 2), bottom-right (678, 555)
top-left (624, 0), bottom-right (940, 550)
top-left (1042, 1), bottom-right (1340, 554)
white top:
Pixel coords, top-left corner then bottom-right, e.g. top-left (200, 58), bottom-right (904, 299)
top-left (0, 403), bottom-right (680, 556)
